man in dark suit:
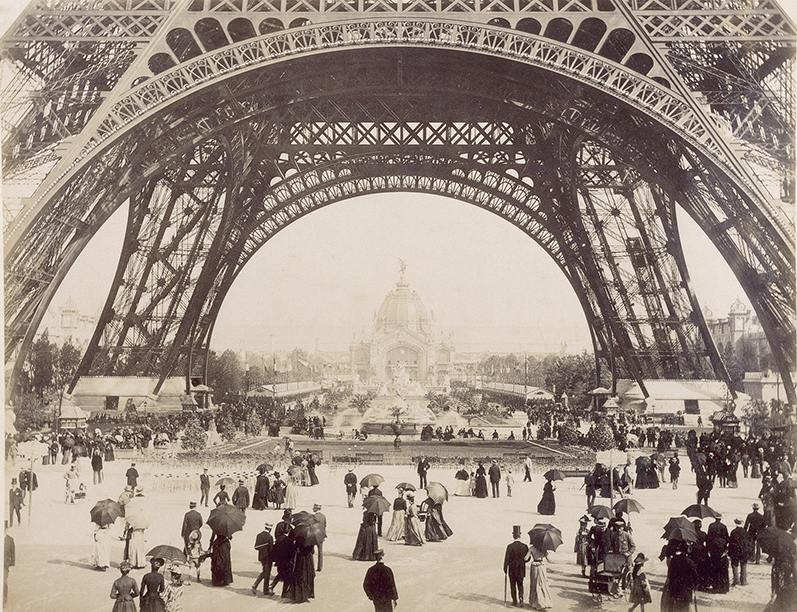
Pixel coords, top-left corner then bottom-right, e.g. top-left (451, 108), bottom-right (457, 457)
top-left (199, 468), bottom-right (210, 507)
top-left (181, 502), bottom-right (203, 554)
top-left (728, 517), bottom-right (751, 586)
top-left (363, 549), bottom-right (398, 611)
top-left (417, 456), bottom-right (430, 488)
top-left (232, 479), bottom-right (250, 514)
top-left (744, 502), bottom-right (767, 564)
top-left (313, 503), bottom-right (326, 572)
top-left (251, 522), bottom-right (274, 595)
top-left (504, 526), bottom-right (529, 607)
top-left (125, 462), bottom-right (139, 488)
top-left (8, 480), bottom-right (22, 527)
top-left (344, 468), bottom-right (358, 508)
top-left (488, 460), bottom-right (501, 498)
top-left (368, 485), bottom-right (385, 536)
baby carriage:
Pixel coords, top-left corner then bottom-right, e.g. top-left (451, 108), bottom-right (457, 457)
top-left (588, 552), bottom-right (629, 605)
top-left (73, 482), bottom-right (87, 501)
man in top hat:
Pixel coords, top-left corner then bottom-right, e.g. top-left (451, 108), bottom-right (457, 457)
top-left (417, 456), bottom-right (430, 489)
top-left (232, 479), bottom-right (250, 514)
top-left (8, 480), bottom-right (22, 527)
top-left (744, 502), bottom-right (767, 564)
top-left (313, 503), bottom-right (326, 572)
top-left (181, 502), bottom-right (203, 554)
top-left (728, 518), bottom-right (752, 586)
top-left (200, 468), bottom-right (211, 507)
top-left (488, 459), bottom-right (501, 498)
top-left (706, 513), bottom-right (730, 593)
top-left (251, 522), bottom-right (275, 596)
top-left (504, 526), bottom-right (530, 607)
top-left (363, 549), bottom-right (398, 612)
top-left (588, 516), bottom-right (612, 573)
top-left (126, 462), bottom-right (139, 488)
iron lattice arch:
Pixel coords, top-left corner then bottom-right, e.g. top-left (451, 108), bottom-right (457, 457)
top-left (2, 2), bottom-right (795, 402)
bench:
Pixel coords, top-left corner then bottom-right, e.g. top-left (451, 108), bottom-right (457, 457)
top-left (355, 452), bottom-right (384, 464)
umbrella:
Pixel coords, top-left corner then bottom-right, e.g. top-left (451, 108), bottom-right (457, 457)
top-left (146, 545), bottom-right (187, 565)
top-left (293, 521), bottom-right (326, 547)
top-left (124, 497), bottom-right (153, 529)
top-left (543, 469), bottom-right (565, 481)
top-left (287, 465), bottom-right (302, 477)
top-left (291, 511), bottom-right (315, 525)
top-left (360, 474), bottom-right (385, 488)
top-left (650, 453), bottom-right (666, 467)
top-left (613, 499), bottom-right (645, 514)
top-left (90, 499), bottom-right (123, 527)
top-left (662, 517), bottom-right (697, 539)
top-left (681, 504), bottom-right (719, 519)
top-left (425, 482), bottom-right (449, 504)
top-left (362, 495), bottom-right (391, 515)
top-left (758, 526), bottom-right (797, 559)
top-left (528, 524), bottom-right (564, 552)
top-left (587, 505), bottom-right (614, 520)
top-left (207, 504), bottom-right (246, 538)
top-left (256, 463), bottom-right (274, 473)
top-left (667, 527), bottom-right (698, 543)
top-left (396, 482), bottom-right (417, 491)
top-left (215, 477), bottom-right (236, 488)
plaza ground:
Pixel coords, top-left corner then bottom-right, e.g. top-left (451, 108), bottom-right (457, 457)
top-left (4, 439), bottom-right (776, 612)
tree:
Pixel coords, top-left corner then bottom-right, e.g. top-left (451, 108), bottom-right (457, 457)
top-left (13, 393), bottom-right (50, 432)
top-left (207, 350), bottom-right (245, 401)
top-left (26, 330), bottom-right (56, 397)
top-left (742, 399), bottom-right (770, 437)
top-left (181, 417), bottom-right (207, 451)
top-left (218, 412), bottom-right (237, 443)
top-left (350, 393), bottom-right (372, 413)
top-left (557, 421), bottom-right (579, 446)
top-left (425, 391), bottom-right (449, 413)
top-left (586, 421), bottom-right (616, 451)
top-left (721, 343), bottom-right (745, 393)
top-left (245, 408), bottom-right (263, 437)
top-left (544, 351), bottom-right (596, 409)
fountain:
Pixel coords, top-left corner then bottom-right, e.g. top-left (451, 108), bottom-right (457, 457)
top-left (360, 361), bottom-right (436, 436)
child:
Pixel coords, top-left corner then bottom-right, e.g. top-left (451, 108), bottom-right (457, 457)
top-left (628, 552), bottom-right (652, 612)
top-left (505, 469), bottom-right (514, 497)
top-left (163, 566), bottom-right (185, 612)
top-left (574, 516), bottom-right (591, 576)
top-left (186, 529), bottom-right (206, 583)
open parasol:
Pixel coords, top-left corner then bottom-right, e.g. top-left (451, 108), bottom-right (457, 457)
top-left (124, 497), bottom-right (153, 529)
top-left (650, 453), bottom-right (666, 468)
top-left (667, 527), bottom-right (698, 543)
top-left (396, 482), bottom-right (417, 491)
top-left (662, 516), bottom-right (698, 539)
top-left (681, 504), bottom-right (719, 519)
top-left (215, 477), bottom-right (236, 488)
top-left (256, 463), bottom-right (274, 473)
top-left (613, 499), bottom-right (645, 514)
top-left (90, 499), bottom-right (123, 527)
top-left (293, 521), bottom-right (326, 547)
top-left (425, 482), bottom-right (449, 504)
top-left (758, 526), bottom-right (797, 559)
top-left (146, 545), bottom-right (187, 565)
top-left (207, 504), bottom-right (246, 538)
top-left (362, 495), bottom-right (391, 515)
top-left (587, 505), bottom-right (614, 520)
top-left (291, 511), bottom-right (315, 525)
top-left (287, 465), bottom-right (302, 477)
top-left (543, 469), bottom-right (565, 481)
top-left (360, 474), bottom-right (385, 488)
top-left (528, 524), bottom-right (563, 552)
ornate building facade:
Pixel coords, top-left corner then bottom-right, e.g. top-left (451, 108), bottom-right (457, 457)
top-left (350, 265), bottom-right (454, 385)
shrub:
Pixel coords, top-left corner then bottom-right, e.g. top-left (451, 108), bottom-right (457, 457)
top-left (181, 418), bottom-right (207, 451)
top-left (558, 421), bottom-right (579, 446)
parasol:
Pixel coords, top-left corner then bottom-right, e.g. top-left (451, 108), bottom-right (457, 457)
top-left (215, 477), bottom-right (236, 488)
top-left (587, 505), bottom-right (614, 520)
top-left (528, 524), bottom-right (564, 552)
top-left (256, 463), bottom-right (274, 473)
top-left (360, 474), bottom-right (385, 488)
top-left (291, 511), bottom-right (315, 525)
top-left (667, 527), bottom-right (698, 543)
top-left (662, 517), bottom-right (697, 539)
top-left (362, 495), bottom-right (391, 515)
top-left (681, 504), bottom-right (719, 519)
top-left (293, 521), bottom-right (326, 547)
top-left (396, 482), bottom-right (417, 491)
top-left (90, 499), bottom-right (123, 527)
top-left (287, 465), bottom-right (302, 477)
top-left (650, 453), bottom-right (666, 467)
top-left (124, 497), bottom-right (153, 529)
top-left (146, 545), bottom-right (187, 565)
top-left (758, 526), bottom-right (797, 559)
top-left (543, 469), bottom-right (565, 481)
top-left (207, 504), bottom-right (246, 538)
top-left (425, 482), bottom-right (449, 504)
top-left (613, 499), bottom-right (645, 514)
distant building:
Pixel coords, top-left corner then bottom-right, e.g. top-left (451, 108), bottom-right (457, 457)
top-left (38, 296), bottom-right (99, 348)
top-left (742, 370), bottom-right (795, 404)
top-left (704, 298), bottom-right (771, 365)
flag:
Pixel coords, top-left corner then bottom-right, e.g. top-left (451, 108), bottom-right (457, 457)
top-left (298, 359), bottom-right (310, 369)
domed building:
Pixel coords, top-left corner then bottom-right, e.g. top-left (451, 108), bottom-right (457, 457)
top-left (350, 264), bottom-right (454, 385)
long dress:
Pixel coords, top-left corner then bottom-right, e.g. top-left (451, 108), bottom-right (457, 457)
top-left (475, 465), bottom-right (489, 498)
top-left (422, 499), bottom-right (453, 542)
top-left (404, 502), bottom-right (425, 546)
top-left (352, 512), bottom-right (379, 560)
top-left (140, 570), bottom-right (166, 612)
top-left (284, 479), bottom-right (298, 510)
top-left (537, 481), bottom-right (556, 515)
top-left (93, 524), bottom-right (112, 569)
top-left (128, 528), bottom-right (148, 568)
top-left (111, 574), bottom-right (139, 612)
top-left (270, 478), bottom-right (285, 508)
top-left (629, 569), bottom-right (652, 604)
top-left (574, 527), bottom-right (589, 570)
top-left (453, 470), bottom-right (471, 496)
top-left (308, 458), bottom-right (319, 486)
top-left (210, 534), bottom-right (233, 586)
top-left (252, 475), bottom-right (270, 510)
top-left (385, 497), bottom-right (406, 542)
top-left (287, 544), bottom-right (315, 603)
top-left (162, 581), bottom-right (184, 612)
top-left (528, 547), bottom-right (552, 610)
top-left (661, 553), bottom-right (698, 612)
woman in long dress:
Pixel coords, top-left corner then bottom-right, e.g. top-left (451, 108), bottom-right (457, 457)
top-left (528, 544), bottom-right (553, 610)
top-left (284, 475), bottom-right (299, 510)
top-left (421, 498), bottom-right (453, 542)
top-left (252, 472), bottom-right (270, 510)
top-left (404, 493), bottom-right (425, 546)
top-left (453, 469), bottom-right (471, 496)
top-left (287, 542), bottom-right (315, 603)
top-left (162, 568), bottom-right (184, 612)
top-left (537, 479), bottom-right (556, 515)
top-left (307, 455), bottom-right (319, 486)
top-left (209, 532), bottom-right (234, 586)
top-left (385, 491), bottom-right (407, 541)
top-left (139, 558), bottom-right (166, 612)
top-left (661, 541), bottom-right (699, 612)
top-left (270, 474), bottom-right (285, 509)
top-left (110, 561), bottom-right (139, 612)
top-left (127, 525), bottom-right (148, 569)
top-left (352, 511), bottom-right (379, 560)
top-left (93, 524), bottom-right (112, 571)
top-left (474, 462), bottom-right (489, 498)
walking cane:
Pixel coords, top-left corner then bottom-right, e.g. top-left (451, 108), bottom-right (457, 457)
top-left (504, 571), bottom-right (507, 607)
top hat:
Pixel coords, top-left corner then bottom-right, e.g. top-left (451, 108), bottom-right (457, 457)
top-left (512, 525), bottom-right (522, 538)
